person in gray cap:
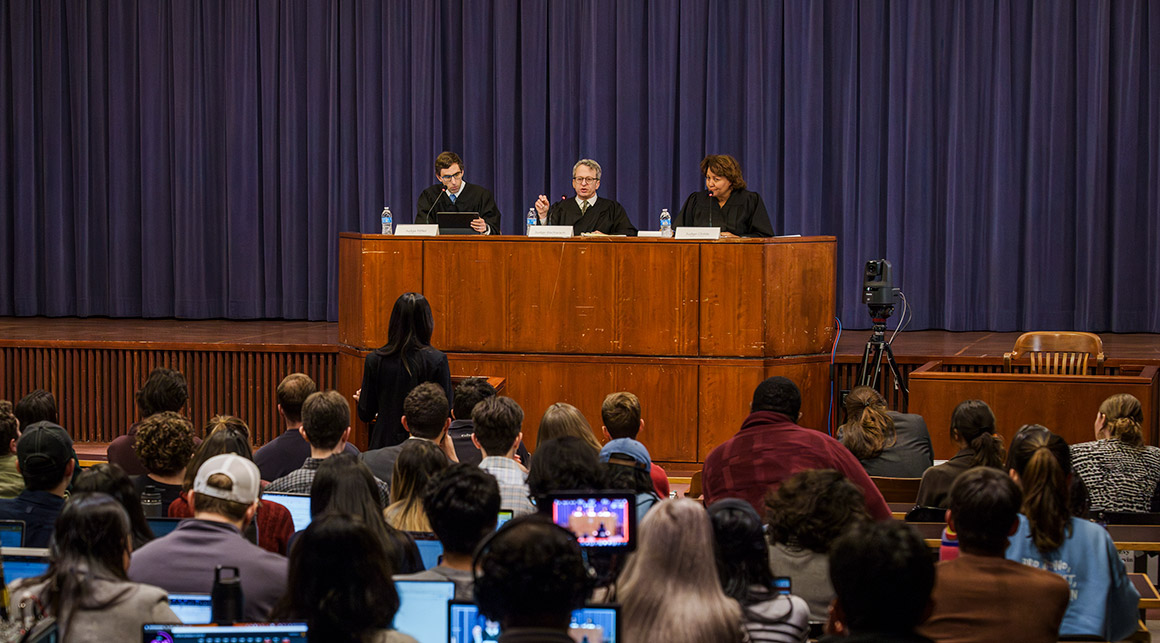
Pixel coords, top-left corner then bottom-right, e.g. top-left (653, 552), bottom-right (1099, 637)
top-left (129, 453), bottom-right (288, 621)
top-left (600, 438), bottom-right (662, 523)
top-left (0, 421), bottom-right (75, 547)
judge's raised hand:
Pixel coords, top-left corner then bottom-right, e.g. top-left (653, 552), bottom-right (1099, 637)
top-left (470, 217), bottom-right (488, 233)
top-left (535, 194), bottom-right (551, 218)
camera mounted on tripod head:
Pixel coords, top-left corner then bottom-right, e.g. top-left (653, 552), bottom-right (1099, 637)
top-left (862, 259), bottom-right (898, 322)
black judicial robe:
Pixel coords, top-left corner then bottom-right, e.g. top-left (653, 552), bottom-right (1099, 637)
top-left (415, 183), bottom-right (501, 234)
top-left (546, 197), bottom-right (638, 236)
top-left (674, 188), bottom-right (774, 237)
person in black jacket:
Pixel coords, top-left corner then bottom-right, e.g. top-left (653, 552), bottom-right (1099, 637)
top-left (415, 151), bottom-right (501, 234)
top-left (534, 159), bottom-right (637, 236)
top-left (675, 154), bottom-right (774, 237)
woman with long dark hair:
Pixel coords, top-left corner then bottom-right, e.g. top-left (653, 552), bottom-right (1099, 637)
top-left (915, 399), bottom-right (1006, 508)
top-left (1004, 425), bottom-right (1138, 640)
top-left (72, 463), bottom-right (155, 550)
top-left (1070, 393), bottom-right (1160, 512)
top-left (356, 293), bottom-right (453, 449)
top-left (5, 493), bottom-right (178, 640)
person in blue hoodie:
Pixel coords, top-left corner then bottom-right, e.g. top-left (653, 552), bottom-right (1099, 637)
top-left (1004, 424), bottom-right (1139, 641)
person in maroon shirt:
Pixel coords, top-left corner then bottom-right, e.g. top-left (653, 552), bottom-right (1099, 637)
top-left (107, 367), bottom-right (191, 476)
top-left (701, 376), bottom-right (891, 521)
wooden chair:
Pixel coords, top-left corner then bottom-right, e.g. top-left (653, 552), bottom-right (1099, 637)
top-left (686, 470), bottom-right (703, 500)
top-left (1002, 331), bottom-right (1105, 375)
top-left (869, 476), bottom-right (922, 504)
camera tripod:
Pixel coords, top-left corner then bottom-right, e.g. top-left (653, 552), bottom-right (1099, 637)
top-left (855, 307), bottom-right (908, 407)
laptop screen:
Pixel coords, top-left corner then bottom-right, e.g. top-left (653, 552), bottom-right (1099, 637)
top-left (166, 593), bottom-right (213, 625)
top-left (142, 623), bottom-right (308, 643)
top-left (449, 602), bottom-right (619, 643)
top-left (146, 517), bottom-right (182, 538)
top-left (496, 510), bottom-right (513, 530)
top-left (407, 532), bottom-right (443, 570)
top-left (0, 520), bottom-right (24, 547)
top-left (260, 492), bottom-right (312, 532)
top-left (1, 547), bottom-right (50, 586)
top-left (393, 580), bottom-right (456, 643)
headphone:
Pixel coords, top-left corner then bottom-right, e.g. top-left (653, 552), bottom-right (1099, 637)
top-left (471, 514), bottom-right (595, 624)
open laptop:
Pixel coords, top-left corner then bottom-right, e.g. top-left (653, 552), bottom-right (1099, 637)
top-left (0, 520), bottom-right (24, 547)
top-left (435, 212), bottom-right (481, 235)
top-left (393, 579), bottom-right (456, 643)
top-left (146, 517), bottom-right (182, 538)
top-left (260, 492), bottom-right (312, 532)
top-left (448, 602), bottom-right (620, 643)
top-left (166, 593), bottom-right (213, 625)
top-left (142, 623), bottom-right (308, 643)
top-left (407, 531), bottom-right (444, 570)
top-left (1, 547), bottom-right (50, 586)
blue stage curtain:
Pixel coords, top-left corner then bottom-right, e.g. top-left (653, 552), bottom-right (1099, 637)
top-left (1, 1), bottom-right (1157, 329)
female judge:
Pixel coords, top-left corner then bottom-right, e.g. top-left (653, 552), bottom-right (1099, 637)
top-left (675, 155), bottom-right (773, 238)
top-left (356, 293), bottom-right (453, 449)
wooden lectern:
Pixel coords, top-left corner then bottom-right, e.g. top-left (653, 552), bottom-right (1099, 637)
top-left (337, 234), bottom-right (836, 462)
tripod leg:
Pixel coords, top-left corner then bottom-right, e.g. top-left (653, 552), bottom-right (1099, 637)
top-left (870, 343), bottom-right (885, 391)
top-left (882, 342), bottom-right (908, 408)
top-left (856, 341), bottom-right (875, 388)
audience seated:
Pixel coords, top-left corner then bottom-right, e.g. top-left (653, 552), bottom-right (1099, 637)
top-left (272, 513), bottom-right (418, 643)
top-left (535, 402), bottom-right (602, 454)
top-left (167, 417), bottom-right (294, 555)
top-left (837, 386), bottom-right (932, 478)
top-left (73, 462), bottom-right (156, 550)
top-left (820, 521), bottom-right (935, 643)
top-left (395, 463), bottom-right (500, 598)
top-left (363, 382), bottom-right (456, 483)
top-left (14, 389), bottom-right (58, 427)
top-left (474, 514), bottom-right (593, 642)
top-left (527, 436), bottom-right (606, 509)
top-left (708, 498), bottom-right (809, 643)
top-left (600, 391), bottom-right (670, 497)
top-left (701, 376), bottom-right (890, 519)
top-left (310, 453), bottom-right (422, 574)
top-left (764, 469), bottom-right (870, 624)
top-left (1003, 425), bottom-right (1139, 641)
top-left (254, 373), bottom-right (359, 482)
top-left (1070, 393), bottom-right (1160, 512)
top-left (6, 493), bottom-right (179, 641)
top-left (385, 440), bottom-right (448, 532)
top-left (0, 400), bottom-right (23, 498)
top-left (0, 421), bottom-right (75, 547)
top-left (108, 368), bottom-right (190, 475)
top-left (266, 390), bottom-right (389, 503)
top-left (612, 498), bottom-right (744, 642)
top-left (132, 411), bottom-right (195, 512)
top-left (915, 399), bottom-right (1005, 508)
top-left (918, 467), bottom-right (1068, 643)
top-left (448, 378), bottom-right (530, 466)
top-left (599, 438), bottom-right (662, 522)
top-left (473, 396), bottom-right (536, 517)
top-left (129, 453), bottom-right (288, 621)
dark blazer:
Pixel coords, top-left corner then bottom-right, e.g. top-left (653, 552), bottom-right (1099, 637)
top-left (416, 183), bottom-right (501, 233)
top-left (674, 188), bottom-right (774, 237)
top-left (546, 197), bottom-right (637, 235)
top-left (357, 345), bottom-right (453, 450)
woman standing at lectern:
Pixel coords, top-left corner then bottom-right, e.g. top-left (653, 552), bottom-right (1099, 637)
top-left (356, 293), bottom-right (452, 449)
top-left (674, 155), bottom-right (774, 238)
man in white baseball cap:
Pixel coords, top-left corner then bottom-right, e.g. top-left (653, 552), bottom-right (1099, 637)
top-left (129, 453), bottom-right (288, 621)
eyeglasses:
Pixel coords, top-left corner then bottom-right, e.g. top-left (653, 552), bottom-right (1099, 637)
top-left (572, 176), bottom-right (599, 184)
top-left (439, 171), bottom-right (463, 182)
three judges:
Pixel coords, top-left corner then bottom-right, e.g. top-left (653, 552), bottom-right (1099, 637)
top-left (534, 160), bottom-right (637, 236)
top-left (416, 151), bottom-right (501, 234)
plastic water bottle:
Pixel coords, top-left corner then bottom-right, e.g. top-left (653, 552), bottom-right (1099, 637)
top-left (659, 208), bottom-right (672, 237)
top-left (939, 526), bottom-right (959, 561)
top-left (526, 207), bottom-right (537, 234)
top-left (380, 206), bottom-right (393, 235)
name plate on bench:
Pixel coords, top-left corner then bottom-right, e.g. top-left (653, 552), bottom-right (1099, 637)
top-left (395, 224), bottom-right (439, 236)
top-left (528, 226), bottom-right (574, 238)
top-left (675, 227), bottom-right (721, 240)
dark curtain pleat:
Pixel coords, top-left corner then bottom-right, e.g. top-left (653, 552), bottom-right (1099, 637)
top-left (1, 0), bottom-right (1158, 330)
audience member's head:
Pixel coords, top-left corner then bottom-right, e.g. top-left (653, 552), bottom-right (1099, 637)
top-left (452, 377), bottom-right (496, 421)
top-left (15, 389), bottom-right (58, 427)
top-left (135, 367), bottom-right (188, 418)
top-left (16, 422), bottom-right (74, 492)
top-left (617, 499), bottom-right (744, 642)
top-left (1006, 424), bottom-right (1071, 553)
top-left (386, 440), bottom-right (448, 532)
top-left (181, 421), bottom-right (254, 491)
top-left (527, 436), bottom-right (605, 507)
top-left (472, 396), bottom-right (524, 457)
top-left (1097, 393), bottom-right (1145, 447)
top-left (750, 377), bottom-right (802, 418)
top-left (601, 392), bottom-right (642, 440)
top-left (599, 438), bottom-right (654, 496)
top-left (190, 453), bottom-right (260, 525)
top-left (948, 466), bottom-right (1023, 556)
top-left (73, 462), bottom-right (155, 548)
top-left (276, 373), bottom-right (317, 426)
top-left (402, 382), bottom-right (450, 439)
top-left (709, 498), bottom-right (788, 613)
top-left (0, 400), bottom-right (19, 453)
top-left (475, 515), bottom-right (590, 631)
top-left (536, 403), bottom-right (601, 452)
top-left (134, 411), bottom-right (195, 477)
top-left (301, 390), bottom-right (350, 450)
top-left (828, 521), bottom-right (934, 636)
top-left (311, 453), bottom-right (413, 573)
top-left (272, 513), bottom-right (401, 643)
top-left (424, 464), bottom-right (501, 556)
top-left (838, 386), bottom-right (896, 460)
top-left (950, 399), bottom-right (1005, 468)
top-left (765, 469), bottom-right (870, 553)
top-left (203, 415), bottom-right (251, 441)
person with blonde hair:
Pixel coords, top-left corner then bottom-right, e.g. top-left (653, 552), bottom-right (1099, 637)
top-left (837, 386), bottom-right (932, 478)
top-left (1070, 393), bottom-right (1160, 512)
top-left (535, 403), bottom-right (601, 453)
top-left (613, 499), bottom-right (744, 643)
top-left (385, 440), bottom-right (448, 532)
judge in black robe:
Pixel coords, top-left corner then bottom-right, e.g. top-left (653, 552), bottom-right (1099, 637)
top-left (674, 154), bottom-right (774, 238)
top-left (533, 159), bottom-right (637, 236)
top-left (415, 182), bottom-right (501, 234)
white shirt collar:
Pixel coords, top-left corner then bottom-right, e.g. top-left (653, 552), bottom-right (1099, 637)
top-left (574, 194), bottom-right (599, 209)
top-left (449, 182), bottom-right (467, 198)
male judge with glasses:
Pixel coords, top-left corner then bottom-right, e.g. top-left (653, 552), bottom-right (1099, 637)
top-left (534, 159), bottom-right (637, 236)
top-left (416, 151), bottom-right (501, 234)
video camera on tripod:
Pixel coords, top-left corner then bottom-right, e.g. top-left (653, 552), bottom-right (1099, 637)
top-left (856, 259), bottom-right (907, 404)
top-left (862, 259), bottom-right (898, 318)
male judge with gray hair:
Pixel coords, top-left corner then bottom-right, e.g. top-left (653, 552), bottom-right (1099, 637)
top-left (534, 159), bottom-right (637, 235)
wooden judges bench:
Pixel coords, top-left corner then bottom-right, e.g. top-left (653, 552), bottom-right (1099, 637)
top-left (336, 233), bottom-right (836, 462)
